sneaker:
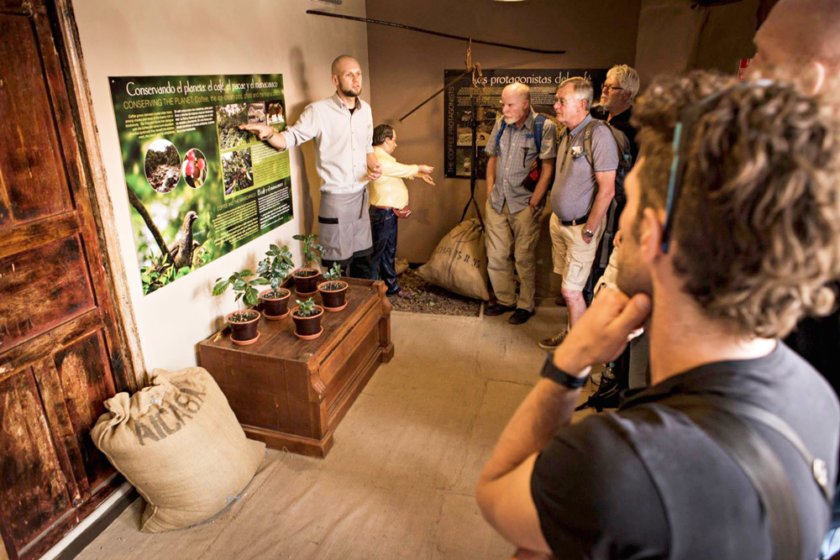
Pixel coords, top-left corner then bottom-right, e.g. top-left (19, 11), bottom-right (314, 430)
top-left (538, 331), bottom-right (567, 350)
top-left (485, 303), bottom-right (515, 316)
top-left (508, 308), bottom-right (534, 325)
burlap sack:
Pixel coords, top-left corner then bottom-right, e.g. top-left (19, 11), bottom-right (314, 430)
top-left (91, 367), bottom-right (265, 532)
top-left (418, 218), bottom-right (490, 301)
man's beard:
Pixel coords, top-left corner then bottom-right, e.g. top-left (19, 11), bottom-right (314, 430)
top-left (340, 86), bottom-right (361, 98)
top-left (616, 244), bottom-right (652, 298)
top-left (503, 116), bottom-right (518, 125)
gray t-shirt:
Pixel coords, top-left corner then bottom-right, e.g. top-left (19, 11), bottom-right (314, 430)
top-left (550, 114), bottom-right (618, 221)
top-left (531, 343), bottom-right (839, 559)
top-left (485, 112), bottom-right (557, 214)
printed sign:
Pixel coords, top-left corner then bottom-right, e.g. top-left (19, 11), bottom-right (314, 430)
top-left (443, 68), bottom-right (608, 178)
top-left (109, 73), bottom-right (293, 295)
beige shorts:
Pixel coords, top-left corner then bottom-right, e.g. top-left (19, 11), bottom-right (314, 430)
top-left (549, 213), bottom-right (605, 292)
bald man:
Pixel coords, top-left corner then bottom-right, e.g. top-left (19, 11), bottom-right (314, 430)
top-left (750, 0), bottom-right (840, 402)
top-left (484, 82), bottom-right (557, 324)
top-left (241, 55), bottom-right (381, 278)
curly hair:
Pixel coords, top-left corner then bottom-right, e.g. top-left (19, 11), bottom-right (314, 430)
top-left (631, 71), bottom-right (840, 338)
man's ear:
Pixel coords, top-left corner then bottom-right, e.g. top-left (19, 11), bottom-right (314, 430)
top-left (331, 74), bottom-right (339, 89)
top-left (801, 61), bottom-right (827, 95)
top-left (639, 207), bottom-right (664, 263)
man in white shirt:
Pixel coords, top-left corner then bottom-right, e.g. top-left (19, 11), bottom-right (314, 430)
top-left (241, 55), bottom-right (381, 277)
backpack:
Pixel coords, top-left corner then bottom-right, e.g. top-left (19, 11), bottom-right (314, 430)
top-left (581, 119), bottom-right (633, 202)
top-left (494, 114), bottom-right (548, 192)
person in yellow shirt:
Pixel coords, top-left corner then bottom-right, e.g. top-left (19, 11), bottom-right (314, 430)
top-left (369, 124), bottom-right (435, 296)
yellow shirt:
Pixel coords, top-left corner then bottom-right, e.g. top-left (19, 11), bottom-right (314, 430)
top-left (368, 146), bottom-right (419, 209)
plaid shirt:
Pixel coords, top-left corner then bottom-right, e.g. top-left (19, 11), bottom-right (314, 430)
top-left (485, 111), bottom-right (557, 214)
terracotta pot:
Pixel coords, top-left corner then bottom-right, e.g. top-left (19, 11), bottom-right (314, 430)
top-left (260, 288), bottom-right (291, 320)
top-left (318, 280), bottom-right (348, 312)
top-left (226, 309), bottom-right (261, 345)
top-left (291, 304), bottom-right (324, 340)
top-left (293, 267), bottom-right (321, 296)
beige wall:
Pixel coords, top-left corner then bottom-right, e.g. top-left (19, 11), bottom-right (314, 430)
top-left (366, 0), bottom-right (642, 264)
top-left (72, 0), bottom-right (369, 371)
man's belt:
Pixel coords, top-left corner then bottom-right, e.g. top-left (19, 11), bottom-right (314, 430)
top-left (560, 213), bottom-right (589, 226)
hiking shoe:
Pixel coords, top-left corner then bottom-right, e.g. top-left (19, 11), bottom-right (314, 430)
top-left (508, 308), bottom-right (534, 325)
top-left (485, 303), bottom-right (515, 316)
top-left (538, 331), bottom-right (568, 350)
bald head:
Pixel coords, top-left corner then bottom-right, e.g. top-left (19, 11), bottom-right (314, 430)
top-left (752, 0), bottom-right (840, 96)
top-left (502, 82), bottom-right (530, 103)
top-left (501, 82), bottom-right (531, 126)
top-left (331, 55), bottom-right (359, 77)
top-left (330, 55), bottom-right (363, 101)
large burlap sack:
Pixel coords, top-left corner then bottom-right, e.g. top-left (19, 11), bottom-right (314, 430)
top-left (418, 218), bottom-right (490, 300)
top-left (91, 366), bottom-right (265, 532)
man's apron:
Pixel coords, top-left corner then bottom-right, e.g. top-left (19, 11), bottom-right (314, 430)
top-left (318, 189), bottom-right (373, 261)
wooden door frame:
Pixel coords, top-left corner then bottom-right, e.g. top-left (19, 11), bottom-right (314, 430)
top-left (44, 0), bottom-right (146, 385)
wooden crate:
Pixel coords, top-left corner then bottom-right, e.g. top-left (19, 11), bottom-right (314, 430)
top-left (198, 278), bottom-right (393, 457)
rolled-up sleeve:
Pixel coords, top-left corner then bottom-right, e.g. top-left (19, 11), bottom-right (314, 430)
top-left (282, 104), bottom-right (319, 148)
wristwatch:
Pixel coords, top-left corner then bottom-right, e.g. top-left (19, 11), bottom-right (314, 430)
top-left (540, 351), bottom-right (589, 389)
top-left (583, 228), bottom-right (595, 239)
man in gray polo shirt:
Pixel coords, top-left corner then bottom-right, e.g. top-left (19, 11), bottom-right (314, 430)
top-left (241, 55), bottom-right (381, 278)
top-left (539, 76), bottom-right (618, 349)
top-left (484, 82), bottom-right (557, 325)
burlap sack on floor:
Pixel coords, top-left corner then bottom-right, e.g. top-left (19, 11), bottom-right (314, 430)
top-left (418, 218), bottom-right (490, 301)
top-left (91, 366), bottom-right (265, 533)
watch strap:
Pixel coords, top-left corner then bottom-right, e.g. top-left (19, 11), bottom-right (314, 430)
top-left (540, 351), bottom-right (588, 388)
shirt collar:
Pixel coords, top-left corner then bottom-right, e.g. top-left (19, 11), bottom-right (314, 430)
top-left (618, 341), bottom-right (785, 411)
top-left (331, 92), bottom-right (362, 112)
top-left (569, 113), bottom-right (593, 137)
top-left (373, 145), bottom-right (394, 161)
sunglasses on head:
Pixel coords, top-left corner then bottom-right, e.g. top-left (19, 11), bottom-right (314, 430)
top-left (660, 79), bottom-right (773, 253)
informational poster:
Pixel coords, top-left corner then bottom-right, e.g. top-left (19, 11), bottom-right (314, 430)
top-left (443, 68), bottom-right (608, 178)
top-left (109, 73), bottom-right (293, 295)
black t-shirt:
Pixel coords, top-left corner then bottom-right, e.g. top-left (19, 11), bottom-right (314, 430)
top-left (591, 106), bottom-right (638, 164)
top-left (531, 343), bottom-right (838, 559)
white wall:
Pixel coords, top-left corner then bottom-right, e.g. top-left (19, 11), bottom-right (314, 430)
top-left (72, 0), bottom-right (370, 373)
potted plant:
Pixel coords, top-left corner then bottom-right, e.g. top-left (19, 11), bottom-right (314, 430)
top-left (257, 243), bottom-right (294, 320)
top-left (212, 269), bottom-right (268, 345)
top-left (291, 297), bottom-right (324, 340)
top-left (292, 233), bottom-right (324, 296)
top-left (318, 263), bottom-right (349, 312)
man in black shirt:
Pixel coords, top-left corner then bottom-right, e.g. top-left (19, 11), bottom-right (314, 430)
top-left (476, 72), bottom-right (840, 559)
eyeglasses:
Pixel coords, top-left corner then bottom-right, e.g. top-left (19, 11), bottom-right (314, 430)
top-left (602, 84), bottom-right (623, 92)
top-left (660, 79), bottom-right (773, 253)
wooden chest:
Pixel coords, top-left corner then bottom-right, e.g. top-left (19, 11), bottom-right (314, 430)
top-left (197, 278), bottom-right (393, 457)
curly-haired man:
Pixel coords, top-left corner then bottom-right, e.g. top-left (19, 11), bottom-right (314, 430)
top-left (477, 72), bottom-right (840, 560)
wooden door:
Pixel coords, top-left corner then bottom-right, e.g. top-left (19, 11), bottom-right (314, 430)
top-left (0, 1), bottom-right (136, 558)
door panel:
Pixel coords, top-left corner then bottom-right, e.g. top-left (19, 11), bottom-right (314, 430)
top-left (0, 368), bottom-right (73, 554)
top-left (0, 1), bottom-right (135, 558)
top-left (0, 14), bottom-right (72, 224)
top-left (0, 235), bottom-right (95, 351)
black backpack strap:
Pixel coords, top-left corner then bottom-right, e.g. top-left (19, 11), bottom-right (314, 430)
top-left (664, 394), bottom-right (832, 560)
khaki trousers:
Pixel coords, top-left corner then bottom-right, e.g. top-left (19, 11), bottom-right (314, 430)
top-left (484, 200), bottom-right (541, 311)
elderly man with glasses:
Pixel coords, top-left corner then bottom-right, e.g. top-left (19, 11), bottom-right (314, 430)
top-left (538, 77), bottom-right (618, 350)
top-left (477, 72), bottom-right (840, 560)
